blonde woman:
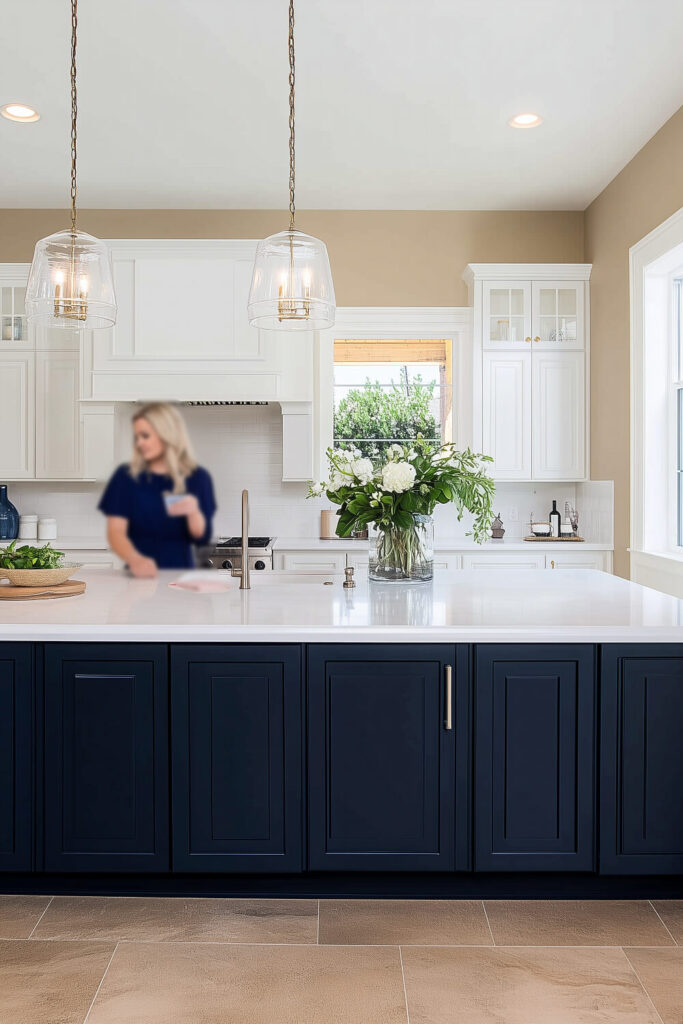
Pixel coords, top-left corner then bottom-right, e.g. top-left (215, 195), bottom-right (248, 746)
top-left (99, 403), bottom-right (216, 577)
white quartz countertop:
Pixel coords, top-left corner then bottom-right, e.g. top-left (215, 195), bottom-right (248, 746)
top-left (272, 536), bottom-right (612, 551)
top-left (0, 567), bottom-right (681, 643)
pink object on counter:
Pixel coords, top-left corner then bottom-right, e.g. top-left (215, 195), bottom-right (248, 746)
top-left (169, 577), bottom-right (231, 593)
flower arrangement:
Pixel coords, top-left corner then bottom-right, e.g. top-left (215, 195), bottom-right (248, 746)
top-left (308, 438), bottom-right (495, 581)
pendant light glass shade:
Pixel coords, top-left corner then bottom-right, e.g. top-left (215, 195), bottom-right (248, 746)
top-left (248, 229), bottom-right (335, 331)
top-left (26, 229), bottom-right (117, 329)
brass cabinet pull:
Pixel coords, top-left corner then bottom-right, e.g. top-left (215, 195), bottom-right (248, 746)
top-left (445, 665), bottom-right (453, 730)
top-left (551, 559), bottom-right (556, 569)
top-left (533, 336), bottom-right (540, 342)
top-left (525, 336), bottom-right (531, 343)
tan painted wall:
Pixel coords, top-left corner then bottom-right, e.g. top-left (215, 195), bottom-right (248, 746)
top-left (0, 209), bottom-right (583, 306)
top-left (584, 106), bottom-right (683, 579)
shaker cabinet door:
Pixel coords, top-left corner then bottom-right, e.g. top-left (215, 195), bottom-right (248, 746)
top-left (0, 353), bottom-right (34, 479)
top-left (35, 351), bottom-right (81, 479)
top-left (0, 644), bottom-right (33, 871)
top-left (307, 645), bottom-right (457, 871)
top-left (475, 644), bottom-right (595, 871)
top-left (482, 352), bottom-right (532, 479)
top-left (600, 646), bottom-right (683, 874)
top-left (170, 645), bottom-right (303, 872)
top-left (43, 644), bottom-right (169, 872)
top-left (531, 351), bottom-right (585, 480)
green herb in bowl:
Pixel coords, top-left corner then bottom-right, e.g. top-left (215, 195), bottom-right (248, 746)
top-left (0, 541), bottom-right (65, 569)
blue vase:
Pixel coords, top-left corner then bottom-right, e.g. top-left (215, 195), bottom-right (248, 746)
top-left (0, 484), bottom-right (19, 540)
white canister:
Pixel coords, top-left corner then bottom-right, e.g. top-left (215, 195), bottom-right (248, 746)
top-left (19, 514), bottom-right (38, 540)
top-left (320, 509), bottom-right (338, 540)
top-left (37, 517), bottom-right (58, 540)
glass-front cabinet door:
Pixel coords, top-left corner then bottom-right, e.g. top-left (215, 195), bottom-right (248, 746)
top-left (0, 284), bottom-right (28, 349)
top-left (482, 281), bottom-right (531, 349)
top-left (531, 281), bottom-right (584, 350)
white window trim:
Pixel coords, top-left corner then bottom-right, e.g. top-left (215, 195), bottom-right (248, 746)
top-left (630, 205), bottom-right (683, 596)
top-left (317, 307), bottom-right (472, 472)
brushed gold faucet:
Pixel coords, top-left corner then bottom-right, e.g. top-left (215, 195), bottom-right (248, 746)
top-left (231, 489), bottom-right (250, 590)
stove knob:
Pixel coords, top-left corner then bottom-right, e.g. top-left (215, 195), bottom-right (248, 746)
top-left (222, 559), bottom-right (233, 570)
top-left (254, 560), bottom-right (266, 571)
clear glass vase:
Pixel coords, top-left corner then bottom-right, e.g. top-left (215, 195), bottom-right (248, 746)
top-left (369, 514), bottom-right (434, 583)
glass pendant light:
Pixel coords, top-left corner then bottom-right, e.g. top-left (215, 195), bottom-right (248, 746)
top-left (248, 0), bottom-right (335, 331)
top-left (26, 0), bottom-right (116, 329)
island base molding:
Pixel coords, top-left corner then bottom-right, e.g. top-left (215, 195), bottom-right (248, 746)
top-left (1, 641), bottom-right (682, 881)
top-left (0, 872), bottom-right (680, 900)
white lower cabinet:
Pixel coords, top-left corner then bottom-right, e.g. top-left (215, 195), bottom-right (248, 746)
top-left (35, 352), bottom-right (81, 479)
top-left (274, 551), bottom-right (347, 572)
top-left (0, 353), bottom-right (35, 478)
top-left (461, 551), bottom-right (546, 570)
top-left (546, 551), bottom-right (611, 571)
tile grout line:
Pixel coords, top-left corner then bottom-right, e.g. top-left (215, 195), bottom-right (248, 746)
top-left (648, 900), bottom-right (678, 946)
top-left (82, 942), bottom-right (119, 1024)
top-left (26, 896), bottom-right (54, 939)
top-left (481, 901), bottom-right (495, 946)
top-left (620, 947), bottom-right (667, 1024)
top-left (398, 946), bottom-right (411, 1024)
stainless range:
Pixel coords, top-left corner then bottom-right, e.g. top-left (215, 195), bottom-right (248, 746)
top-left (197, 536), bottom-right (275, 572)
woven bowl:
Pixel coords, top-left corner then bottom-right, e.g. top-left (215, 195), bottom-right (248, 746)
top-left (0, 563), bottom-right (82, 587)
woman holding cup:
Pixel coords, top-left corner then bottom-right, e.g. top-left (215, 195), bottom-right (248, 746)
top-left (99, 402), bottom-right (216, 577)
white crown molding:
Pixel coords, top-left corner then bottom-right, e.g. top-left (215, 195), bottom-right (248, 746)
top-left (103, 239), bottom-right (261, 259)
top-left (463, 263), bottom-right (592, 283)
top-left (0, 263), bottom-right (31, 281)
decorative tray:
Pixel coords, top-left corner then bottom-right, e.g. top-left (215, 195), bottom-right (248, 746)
top-left (523, 536), bottom-right (585, 542)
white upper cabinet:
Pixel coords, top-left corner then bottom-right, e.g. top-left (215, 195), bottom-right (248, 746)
top-left (465, 263), bottom-right (591, 481)
top-left (35, 351), bottom-right (81, 479)
top-left (0, 352), bottom-right (35, 478)
top-left (0, 266), bottom-right (30, 351)
top-left (482, 281), bottom-right (532, 349)
top-left (482, 351), bottom-right (532, 479)
top-left (531, 351), bottom-right (585, 480)
top-left (531, 280), bottom-right (584, 350)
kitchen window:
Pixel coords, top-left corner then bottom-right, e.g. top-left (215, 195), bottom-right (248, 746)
top-left (675, 279), bottom-right (683, 546)
top-left (333, 339), bottom-right (453, 458)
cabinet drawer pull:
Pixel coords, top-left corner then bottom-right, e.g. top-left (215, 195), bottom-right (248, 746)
top-left (551, 559), bottom-right (556, 569)
top-left (445, 665), bottom-right (453, 730)
top-left (525, 336), bottom-right (531, 343)
top-left (533, 335), bottom-right (540, 342)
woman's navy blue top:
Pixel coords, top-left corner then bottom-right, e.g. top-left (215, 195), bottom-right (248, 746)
top-left (99, 464), bottom-right (216, 569)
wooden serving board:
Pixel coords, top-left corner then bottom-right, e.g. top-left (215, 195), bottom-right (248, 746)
top-left (0, 579), bottom-right (86, 600)
top-left (523, 536), bottom-right (585, 542)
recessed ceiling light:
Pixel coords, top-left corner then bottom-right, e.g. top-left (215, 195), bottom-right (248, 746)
top-left (1, 103), bottom-right (41, 122)
top-left (509, 112), bottom-right (542, 129)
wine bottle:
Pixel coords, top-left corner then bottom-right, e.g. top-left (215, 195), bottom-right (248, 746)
top-left (549, 499), bottom-right (561, 539)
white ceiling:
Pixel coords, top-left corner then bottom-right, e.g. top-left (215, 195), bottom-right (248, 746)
top-left (2, 0), bottom-right (683, 211)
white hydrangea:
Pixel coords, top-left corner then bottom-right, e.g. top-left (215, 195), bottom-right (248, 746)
top-left (387, 443), bottom-right (405, 458)
top-left (350, 457), bottom-right (373, 484)
top-left (329, 468), bottom-right (349, 491)
top-left (381, 461), bottom-right (416, 493)
top-left (309, 481), bottom-right (326, 497)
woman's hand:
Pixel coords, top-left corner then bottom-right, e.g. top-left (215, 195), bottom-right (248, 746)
top-left (167, 495), bottom-right (199, 517)
top-left (129, 554), bottom-right (158, 578)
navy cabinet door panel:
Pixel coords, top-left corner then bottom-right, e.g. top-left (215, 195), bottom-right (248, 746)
top-left (600, 646), bottom-right (683, 874)
top-left (0, 645), bottom-right (33, 871)
top-left (171, 646), bottom-right (302, 872)
top-left (44, 644), bottom-right (168, 872)
top-left (308, 644), bottom-right (456, 871)
top-left (475, 645), bottom-right (595, 871)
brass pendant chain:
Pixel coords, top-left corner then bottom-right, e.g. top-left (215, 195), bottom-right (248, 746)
top-left (288, 0), bottom-right (295, 232)
top-left (70, 0), bottom-right (78, 234)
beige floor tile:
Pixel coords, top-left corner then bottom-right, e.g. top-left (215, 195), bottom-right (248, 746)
top-left (32, 895), bottom-right (318, 943)
top-left (0, 938), bottom-right (115, 1024)
top-left (401, 945), bottom-right (662, 1024)
top-left (86, 941), bottom-right (408, 1024)
top-left (652, 901), bottom-right (683, 944)
top-left (0, 895), bottom-right (52, 939)
top-left (319, 898), bottom-right (492, 945)
top-left (624, 947), bottom-right (683, 1024)
top-left (484, 900), bottom-right (675, 946)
